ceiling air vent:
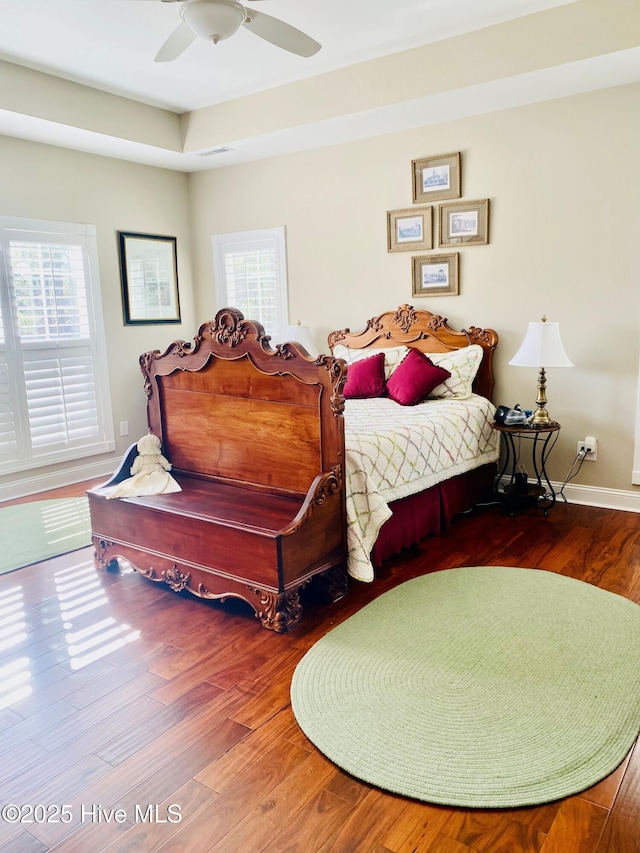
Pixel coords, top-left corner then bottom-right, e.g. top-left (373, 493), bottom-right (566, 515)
top-left (199, 147), bottom-right (234, 157)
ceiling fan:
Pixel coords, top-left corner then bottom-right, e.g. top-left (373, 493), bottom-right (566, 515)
top-left (152, 0), bottom-right (322, 62)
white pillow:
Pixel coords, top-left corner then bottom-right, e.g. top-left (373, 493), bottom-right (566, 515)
top-left (426, 344), bottom-right (483, 399)
top-left (333, 344), bottom-right (410, 380)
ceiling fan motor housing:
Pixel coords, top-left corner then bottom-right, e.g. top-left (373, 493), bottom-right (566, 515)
top-left (181, 0), bottom-right (247, 43)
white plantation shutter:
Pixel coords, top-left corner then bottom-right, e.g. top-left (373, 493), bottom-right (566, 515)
top-left (212, 227), bottom-right (288, 341)
top-left (0, 254), bottom-right (24, 463)
top-left (23, 352), bottom-right (99, 448)
top-left (0, 218), bottom-right (115, 474)
top-left (0, 361), bottom-right (18, 460)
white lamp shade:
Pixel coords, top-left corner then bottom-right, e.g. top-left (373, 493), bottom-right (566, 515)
top-left (509, 320), bottom-right (573, 368)
top-left (284, 324), bottom-right (317, 355)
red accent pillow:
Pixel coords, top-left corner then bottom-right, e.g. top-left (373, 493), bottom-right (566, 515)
top-left (343, 352), bottom-right (387, 399)
top-left (386, 348), bottom-right (452, 405)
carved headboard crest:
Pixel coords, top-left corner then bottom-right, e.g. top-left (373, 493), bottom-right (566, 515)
top-left (392, 304), bottom-right (418, 333)
top-left (328, 304), bottom-right (498, 401)
top-left (203, 307), bottom-right (252, 348)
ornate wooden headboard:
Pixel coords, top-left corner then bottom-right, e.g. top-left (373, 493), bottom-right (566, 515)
top-left (327, 304), bottom-right (498, 401)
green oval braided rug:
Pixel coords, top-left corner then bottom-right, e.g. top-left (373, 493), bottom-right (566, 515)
top-left (291, 566), bottom-right (640, 807)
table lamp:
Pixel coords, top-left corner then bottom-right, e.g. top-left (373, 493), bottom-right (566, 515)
top-left (285, 321), bottom-right (317, 356)
top-left (508, 316), bottom-right (573, 427)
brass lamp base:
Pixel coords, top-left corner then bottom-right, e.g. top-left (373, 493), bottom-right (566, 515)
top-left (531, 366), bottom-right (552, 426)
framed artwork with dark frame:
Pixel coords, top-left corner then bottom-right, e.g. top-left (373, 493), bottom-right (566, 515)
top-left (412, 152), bottom-right (461, 204)
top-left (387, 206), bottom-right (433, 252)
top-left (438, 199), bottom-right (490, 248)
top-left (411, 253), bottom-right (459, 297)
top-left (118, 231), bottom-right (181, 325)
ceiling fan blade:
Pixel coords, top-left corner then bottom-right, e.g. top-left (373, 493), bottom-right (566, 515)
top-left (243, 10), bottom-right (321, 58)
top-left (155, 21), bottom-right (198, 62)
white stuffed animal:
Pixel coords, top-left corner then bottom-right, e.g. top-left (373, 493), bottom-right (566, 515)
top-left (106, 434), bottom-right (181, 499)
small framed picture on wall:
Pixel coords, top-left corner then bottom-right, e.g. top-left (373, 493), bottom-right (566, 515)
top-left (412, 152), bottom-right (461, 204)
top-left (412, 253), bottom-right (459, 297)
top-left (387, 206), bottom-right (433, 252)
top-left (438, 199), bottom-right (490, 247)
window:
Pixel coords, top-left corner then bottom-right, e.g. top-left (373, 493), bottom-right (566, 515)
top-left (0, 217), bottom-right (115, 474)
top-left (212, 227), bottom-right (289, 341)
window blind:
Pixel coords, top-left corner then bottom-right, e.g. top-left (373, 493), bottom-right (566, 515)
top-left (212, 227), bottom-right (288, 341)
top-left (0, 218), bottom-right (115, 474)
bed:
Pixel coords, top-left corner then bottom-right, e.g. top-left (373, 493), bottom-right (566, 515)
top-left (328, 304), bottom-right (500, 582)
top-left (89, 304), bottom-right (499, 631)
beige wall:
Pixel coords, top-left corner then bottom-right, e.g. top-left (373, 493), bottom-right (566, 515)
top-left (188, 83), bottom-right (640, 492)
top-left (0, 135), bottom-right (194, 494)
top-left (1, 61), bottom-right (183, 151)
top-left (1, 81), bottom-right (637, 499)
top-left (182, 0), bottom-right (640, 153)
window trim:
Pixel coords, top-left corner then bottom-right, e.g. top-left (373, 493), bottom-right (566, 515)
top-left (0, 216), bottom-right (115, 475)
top-left (211, 226), bottom-right (289, 343)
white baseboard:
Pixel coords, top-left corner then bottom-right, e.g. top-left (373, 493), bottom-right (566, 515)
top-left (499, 476), bottom-right (640, 513)
top-left (557, 481), bottom-right (640, 512)
top-left (0, 458), bottom-right (116, 504)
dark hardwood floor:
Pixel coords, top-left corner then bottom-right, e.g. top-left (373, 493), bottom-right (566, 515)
top-left (0, 484), bottom-right (639, 852)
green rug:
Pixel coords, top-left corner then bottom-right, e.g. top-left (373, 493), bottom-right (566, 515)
top-left (291, 566), bottom-right (640, 808)
top-left (0, 497), bottom-right (92, 574)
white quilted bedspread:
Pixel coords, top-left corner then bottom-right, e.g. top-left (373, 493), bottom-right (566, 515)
top-left (344, 394), bottom-right (499, 582)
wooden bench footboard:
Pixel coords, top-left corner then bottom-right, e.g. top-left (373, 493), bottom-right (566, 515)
top-left (93, 535), bottom-right (342, 633)
top-left (89, 307), bottom-right (348, 631)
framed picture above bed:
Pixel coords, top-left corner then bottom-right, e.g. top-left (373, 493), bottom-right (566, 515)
top-left (411, 152), bottom-right (461, 204)
top-left (411, 253), bottom-right (459, 297)
top-left (387, 206), bottom-right (433, 252)
top-left (438, 199), bottom-right (490, 248)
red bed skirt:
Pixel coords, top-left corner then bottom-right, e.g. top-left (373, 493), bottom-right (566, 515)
top-left (371, 463), bottom-right (496, 566)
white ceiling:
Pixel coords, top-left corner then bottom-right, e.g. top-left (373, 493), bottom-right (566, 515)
top-left (1, 0), bottom-right (637, 171)
top-left (0, 0), bottom-right (576, 112)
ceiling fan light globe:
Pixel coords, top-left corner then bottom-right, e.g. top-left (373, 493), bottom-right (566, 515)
top-left (181, 0), bottom-right (246, 43)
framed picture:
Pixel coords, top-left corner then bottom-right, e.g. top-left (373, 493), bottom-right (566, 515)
top-left (412, 152), bottom-right (461, 203)
top-left (411, 253), bottom-right (459, 297)
top-left (118, 232), bottom-right (181, 325)
top-left (387, 206), bottom-right (432, 252)
top-left (438, 199), bottom-right (490, 247)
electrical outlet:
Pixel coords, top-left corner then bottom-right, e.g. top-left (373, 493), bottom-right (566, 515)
top-left (577, 436), bottom-right (597, 461)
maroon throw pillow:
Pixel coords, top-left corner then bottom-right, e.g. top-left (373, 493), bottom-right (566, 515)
top-left (386, 348), bottom-right (451, 406)
top-left (343, 352), bottom-right (387, 399)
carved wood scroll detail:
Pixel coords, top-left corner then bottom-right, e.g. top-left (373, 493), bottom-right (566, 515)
top-left (273, 343), bottom-right (294, 360)
top-left (247, 586), bottom-right (305, 633)
top-left (392, 304), bottom-right (419, 333)
top-left (316, 465), bottom-right (342, 503)
top-left (290, 466), bottom-right (343, 530)
top-left (318, 565), bottom-right (349, 603)
top-left (93, 537), bottom-right (115, 570)
top-left (172, 340), bottom-right (195, 357)
top-left (207, 307), bottom-right (250, 347)
top-left (139, 351), bottom-right (160, 399)
top-left (138, 564), bottom-right (191, 593)
top-left (366, 316), bottom-right (384, 333)
top-left (309, 354), bottom-right (347, 415)
top-left (466, 325), bottom-right (497, 348)
top-left (426, 315), bottom-right (447, 331)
